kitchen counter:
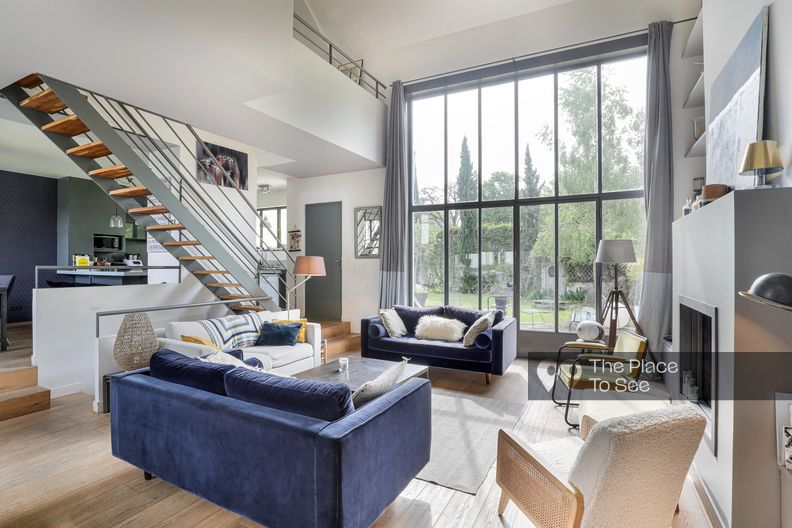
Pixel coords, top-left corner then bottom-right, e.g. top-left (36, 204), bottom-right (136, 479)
top-left (57, 269), bottom-right (147, 286)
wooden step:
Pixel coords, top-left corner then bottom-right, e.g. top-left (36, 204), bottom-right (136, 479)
top-left (17, 73), bottom-right (43, 89)
top-left (193, 270), bottom-right (230, 276)
top-left (128, 205), bottom-right (168, 215)
top-left (0, 366), bottom-right (38, 393)
top-left (326, 334), bottom-right (361, 357)
top-left (89, 165), bottom-right (132, 179)
top-left (311, 321), bottom-right (351, 340)
top-left (163, 240), bottom-right (200, 247)
top-left (41, 115), bottom-right (89, 136)
top-left (219, 294), bottom-right (250, 300)
top-left (146, 223), bottom-right (184, 232)
top-left (109, 185), bottom-right (151, 198)
top-left (0, 385), bottom-right (50, 422)
top-left (231, 305), bottom-right (265, 313)
top-left (206, 283), bottom-right (242, 288)
top-left (19, 89), bottom-right (67, 113)
top-left (66, 140), bottom-right (111, 159)
top-left (178, 255), bottom-right (214, 261)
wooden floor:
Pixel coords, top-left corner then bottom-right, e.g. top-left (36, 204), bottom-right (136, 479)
top-left (0, 324), bottom-right (33, 370)
top-left (0, 350), bottom-right (712, 527)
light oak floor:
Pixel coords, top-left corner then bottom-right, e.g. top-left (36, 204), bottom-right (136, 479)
top-left (0, 353), bottom-right (712, 528)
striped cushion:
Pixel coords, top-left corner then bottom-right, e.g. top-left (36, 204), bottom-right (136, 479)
top-left (200, 314), bottom-right (262, 350)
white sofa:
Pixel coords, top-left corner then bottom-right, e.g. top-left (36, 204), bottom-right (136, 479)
top-left (158, 309), bottom-right (322, 377)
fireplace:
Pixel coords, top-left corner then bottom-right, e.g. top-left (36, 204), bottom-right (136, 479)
top-left (678, 295), bottom-right (718, 416)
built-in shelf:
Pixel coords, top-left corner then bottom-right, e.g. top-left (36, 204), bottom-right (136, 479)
top-left (682, 10), bottom-right (704, 59)
top-left (684, 72), bottom-right (705, 109)
top-left (686, 132), bottom-right (706, 158)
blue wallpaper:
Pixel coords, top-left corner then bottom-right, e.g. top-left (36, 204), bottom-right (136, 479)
top-left (0, 170), bottom-right (57, 323)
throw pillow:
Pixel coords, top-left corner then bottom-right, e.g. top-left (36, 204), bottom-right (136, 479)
top-left (463, 311), bottom-right (496, 347)
top-left (149, 349), bottom-right (234, 395)
top-left (181, 335), bottom-right (220, 351)
top-left (352, 358), bottom-right (409, 406)
top-left (444, 305), bottom-right (504, 328)
top-left (378, 308), bottom-right (408, 338)
top-left (255, 322), bottom-right (302, 346)
top-left (198, 350), bottom-right (265, 372)
top-left (415, 315), bottom-right (466, 342)
top-left (394, 305), bottom-right (445, 335)
top-left (224, 368), bottom-right (354, 421)
top-left (199, 313), bottom-right (262, 350)
top-left (272, 318), bottom-right (308, 343)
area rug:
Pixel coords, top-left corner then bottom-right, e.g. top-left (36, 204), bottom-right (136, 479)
top-left (416, 388), bottom-right (525, 494)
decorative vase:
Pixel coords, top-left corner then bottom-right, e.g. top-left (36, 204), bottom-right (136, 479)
top-left (113, 312), bottom-right (159, 371)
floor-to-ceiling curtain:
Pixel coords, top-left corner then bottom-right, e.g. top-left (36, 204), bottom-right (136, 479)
top-left (639, 21), bottom-right (674, 352)
top-left (379, 81), bottom-right (408, 308)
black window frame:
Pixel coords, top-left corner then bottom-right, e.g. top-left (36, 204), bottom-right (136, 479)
top-left (407, 36), bottom-right (648, 335)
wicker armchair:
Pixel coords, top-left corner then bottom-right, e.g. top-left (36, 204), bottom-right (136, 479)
top-left (496, 405), bottom-right (706, 528)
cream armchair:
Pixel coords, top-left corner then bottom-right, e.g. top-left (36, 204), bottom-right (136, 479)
top-left (496, 405), bottom-right (706, 528)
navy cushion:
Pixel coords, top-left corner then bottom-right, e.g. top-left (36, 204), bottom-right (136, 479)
top-left (368, 336), bottom-right (492, 363)
top-left (368, 321), bottom-right (387, 338)
top-left (149, 349), bottom-right (234, 395)
top-left (255, 322), bottom-right (302, 346)
top-left (394, 305), bottom-right (445, 335)
top-left (224, 368), bottom-right (354, 422)
top-left (443, 306), bottom-right (504, 329)
top-left (474, 328), bottom-right (493, 350)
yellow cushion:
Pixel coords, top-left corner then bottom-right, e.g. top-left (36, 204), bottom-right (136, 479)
top-left (180, 335), bottom-right (220, 350)
top-left (562, 340), bottom-right (608, 350)
top-left (558, 364), bottom-right (629, 390)
top-left (272, 319), bottom-right (307, 343)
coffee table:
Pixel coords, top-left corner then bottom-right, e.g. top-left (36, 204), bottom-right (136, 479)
top-left (294, 357), bottom-right (428, 392)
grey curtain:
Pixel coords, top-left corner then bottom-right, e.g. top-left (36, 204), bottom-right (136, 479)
top-left (639, 21), bottom-right (674, 352)
top-left (378, 81), bottom-right (408, 308)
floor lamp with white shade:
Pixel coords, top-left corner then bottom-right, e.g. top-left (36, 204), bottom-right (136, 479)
top-left (287, 256), bottom-right (326, 314)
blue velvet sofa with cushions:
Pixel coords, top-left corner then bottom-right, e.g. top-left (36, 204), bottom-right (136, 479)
top-left (110, 349), bottom-right (432, 528)
top-left (361, 305), bottom-right (517, 382)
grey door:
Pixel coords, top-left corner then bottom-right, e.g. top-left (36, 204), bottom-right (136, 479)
top-left (305, 202), bottom-right (342, 321)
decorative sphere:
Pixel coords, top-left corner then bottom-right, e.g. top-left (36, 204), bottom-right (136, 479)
top-left (576, 320), bottom-right (605, 342)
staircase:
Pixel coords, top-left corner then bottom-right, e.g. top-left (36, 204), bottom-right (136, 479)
top-left (0, 367), bottom-right (50, 422)
top-left (2, 74), bottom-right (297, 313)
top-left (317, 321), bottom-right (361, 359)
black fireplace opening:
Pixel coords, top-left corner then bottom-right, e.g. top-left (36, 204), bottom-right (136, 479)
top-left (678, 297), bottom-right (718, 411)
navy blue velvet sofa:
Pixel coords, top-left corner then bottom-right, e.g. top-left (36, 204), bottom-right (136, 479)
top-left (110, 364), bottom-right (431, 528)
top-left (361, 305), bottom-right (517, 383)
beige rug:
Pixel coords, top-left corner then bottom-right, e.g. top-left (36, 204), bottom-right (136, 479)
top-left (416, 388), bottom-right (526, 494)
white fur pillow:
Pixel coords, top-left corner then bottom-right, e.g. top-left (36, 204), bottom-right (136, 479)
top-left (415, 315), bottom-right (466, 341)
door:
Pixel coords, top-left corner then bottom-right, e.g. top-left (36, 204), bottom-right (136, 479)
top-left (305, 202), bottom-right (342, 320)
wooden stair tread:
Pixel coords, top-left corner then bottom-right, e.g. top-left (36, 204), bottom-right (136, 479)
top-left (325, 333), bottom-right (361, 356)
top-left (128, 205), bottom-right (168, 215)
top-left (163, 240), bottom-right (200, 246)
top-left (178, 255), bottom-right (214, 261)
top-left (0, 385), bottom-right (50, 422)
top-left (231, 306), bottom-right (265, 312)
top-left (0, 366), bottom-right (37, 393)
top-left (193, 270), bottom-right (230, 275)
top-left (17, 73), bottom-right (43, 89)
top-left (312, 320), bottom-right (352, 339)
top-left (219, 295), bottom-right (250, 300)
top-left (41, 115), bottom-right (89, 136)
top-left (67, 140), bottom-right (111, 159)
top-left (19, 89), bottom-right (67, 113)
top-left (206, 283), bottom-right (242, 288)
top-left (89, 165), bottom-right (132, 179)
top-left (109, 185), bottom-right (151, 198)
top-left (146, 223), bottom-right (184, 231)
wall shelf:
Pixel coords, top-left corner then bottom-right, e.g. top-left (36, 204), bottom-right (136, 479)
top-left (682, 10), bottom-right (704, 59)
top-left (684, 72), bottom-right (705, 109)
top-left (686, 132), bottom-right (706, 158)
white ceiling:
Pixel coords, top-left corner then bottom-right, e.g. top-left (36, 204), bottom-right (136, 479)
top-left (304, 0), bottom-right (578, 56)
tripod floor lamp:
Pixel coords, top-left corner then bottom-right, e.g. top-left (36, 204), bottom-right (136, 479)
top-left (596, 239), bottom-right (645, 348)
top-left (286, 256), bottom-right (326, 313)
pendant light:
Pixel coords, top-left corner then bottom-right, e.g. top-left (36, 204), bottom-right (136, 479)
top-left (110, 203), bottom-right (124, 228)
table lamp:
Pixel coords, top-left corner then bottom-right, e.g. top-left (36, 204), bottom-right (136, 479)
top-left (740, 140), bottom-right (784, 188)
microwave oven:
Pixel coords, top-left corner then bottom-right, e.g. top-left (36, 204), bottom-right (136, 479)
top-left (93, 234), bottom-right (122, 251)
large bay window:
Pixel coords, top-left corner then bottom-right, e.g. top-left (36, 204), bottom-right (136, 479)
top-left (408, 50), bottom-right (647, 334)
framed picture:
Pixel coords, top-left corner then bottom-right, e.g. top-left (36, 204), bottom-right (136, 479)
top-left (196, 142), bottom-right (248, 190)
top-left (288, 228), bottom-right (302, 252)
top-left (354, 206), bottom-right (381, 258)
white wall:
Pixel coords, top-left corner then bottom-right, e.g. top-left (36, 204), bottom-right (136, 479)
top-left (258, 188), bottom-right (288, 208)
top-left (287, 168), bottom-right (385, 331)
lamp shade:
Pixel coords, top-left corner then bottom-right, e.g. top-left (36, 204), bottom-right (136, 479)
top-left (739, 272), bottom-right (792, 312)
top-left (739, 140), bottom-right (784, 175)
top-left (293, 256), bottom-right (326, 276)
top-left (596, 239), bottom-right (636, 264)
